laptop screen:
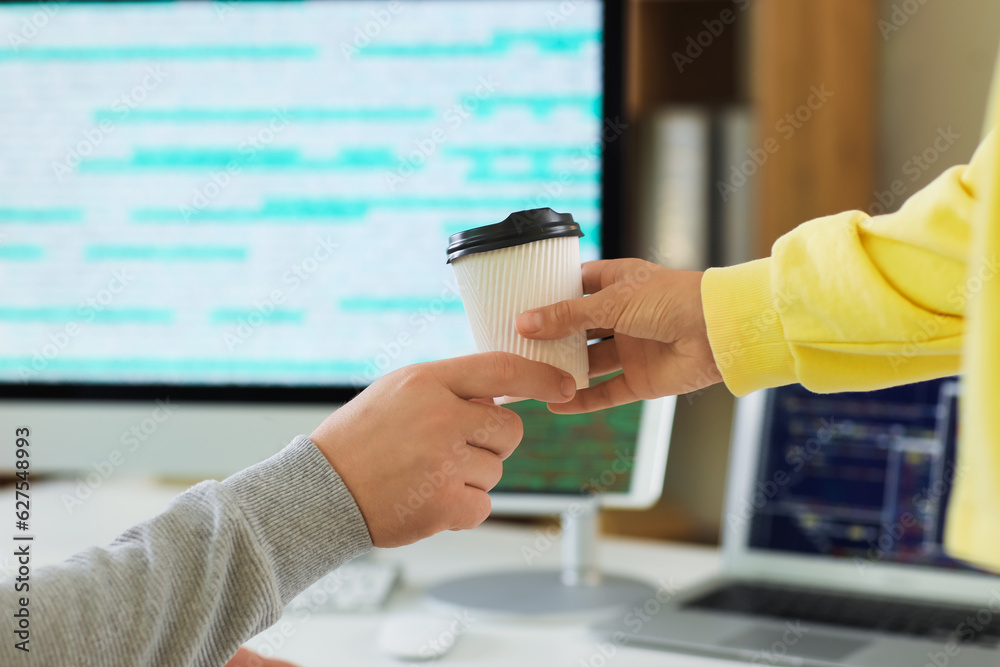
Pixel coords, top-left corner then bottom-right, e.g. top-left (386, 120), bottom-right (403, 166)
top-left (746, 377), bottom-right (987, 572)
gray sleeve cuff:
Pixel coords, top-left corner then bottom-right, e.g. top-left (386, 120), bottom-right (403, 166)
top-left (223, 435), bottom-right (373, 603)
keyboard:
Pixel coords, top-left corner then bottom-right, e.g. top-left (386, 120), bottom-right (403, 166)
top-left (286, 559), bottom-right (401, 613)
top-left (685, 581), bottom-right (1000, 647)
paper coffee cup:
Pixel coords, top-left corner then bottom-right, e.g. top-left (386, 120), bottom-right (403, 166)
top-left (446, 208), bottom-right (589, 400)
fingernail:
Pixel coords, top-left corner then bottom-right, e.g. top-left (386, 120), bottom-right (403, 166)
top-left (517, 312), bottom-right (542, 334)
top-left (561, 376), bottom-right (576, 399)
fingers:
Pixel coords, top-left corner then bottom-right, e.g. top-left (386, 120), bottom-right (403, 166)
top-left (547, 373), bottom-right (640, 414)
top-left (461, 445), bottom-right (504, 492)
top-left (516, 257), bottom-right (651, 340)
top-left (581, 259), bottom-right (617, 294)
top-left (451, 487), bottom-right (492, 530)
top-left (516, 288), bottom-right (621, 341)
top-left (520, 258), bottom-right (665, 342)
top-left (581, 258), bottom-right (649, 294)
top-left (431, 352), bottom-right (576, 403)
top-left (587, 339), bottom-right (621, 378)
top-left (465, 404), bottom-right (523, 459)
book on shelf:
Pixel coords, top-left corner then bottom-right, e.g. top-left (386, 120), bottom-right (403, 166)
top-left (634, 105), bottom-right (755, 270)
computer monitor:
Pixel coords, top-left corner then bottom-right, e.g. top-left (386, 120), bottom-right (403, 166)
top-left (0, 0), bottom-right (630, 479)
top-left (428, 395), bottom-right (675, 616)
top-left (490, 396), bottom-right (674, 514)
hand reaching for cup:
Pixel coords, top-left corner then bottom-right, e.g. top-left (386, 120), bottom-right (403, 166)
top-left (515, 259), bottom-right (722, 413)
top-left (310, 352), bottom-right (577, 548)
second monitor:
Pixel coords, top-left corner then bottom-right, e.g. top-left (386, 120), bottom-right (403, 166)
top-left (428, 396), bottom-right (675, 616)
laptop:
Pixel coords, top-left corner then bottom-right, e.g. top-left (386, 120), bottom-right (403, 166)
top-left (593, 377), bottom-right (1000, 666)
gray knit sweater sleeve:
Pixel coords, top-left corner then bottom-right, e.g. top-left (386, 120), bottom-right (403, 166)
top-left (0, 435), bottom-right (373, 666)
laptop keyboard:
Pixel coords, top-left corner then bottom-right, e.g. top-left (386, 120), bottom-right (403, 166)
top-left (685, 582), bottom-right (1000, 647)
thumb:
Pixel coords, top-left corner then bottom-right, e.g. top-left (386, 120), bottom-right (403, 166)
top-left (516, 289), bottom-right (620, 340)
top-left (431, 352), bottom-right (577, 403)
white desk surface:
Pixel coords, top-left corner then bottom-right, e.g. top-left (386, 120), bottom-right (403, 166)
top-left (27, 477), bottom-right (738, 667)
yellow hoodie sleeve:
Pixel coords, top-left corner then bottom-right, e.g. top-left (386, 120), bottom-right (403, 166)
top-left (702, 131), bottom-right (995, 396)
top-left (702, 130), bottom-right (1000, 572)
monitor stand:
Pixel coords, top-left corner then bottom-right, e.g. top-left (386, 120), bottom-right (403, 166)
top-left (426, 501), bottom-right (655, 615)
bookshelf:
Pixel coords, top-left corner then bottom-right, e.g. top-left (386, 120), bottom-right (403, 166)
top-left (624, 0), bottom-right (876, 260)
top-left (604, 0), bottom-right (877, 543)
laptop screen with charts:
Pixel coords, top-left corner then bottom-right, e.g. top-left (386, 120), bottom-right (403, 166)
top-left (738, 378), bottom-right (977, 570)
top-left (594, 378), bottom-right (1000, 667)
top-left (723, 377), bottom-right (999, 603)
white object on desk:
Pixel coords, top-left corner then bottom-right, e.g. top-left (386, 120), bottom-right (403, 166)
top-left (377, 611), bottom-right (464, 661)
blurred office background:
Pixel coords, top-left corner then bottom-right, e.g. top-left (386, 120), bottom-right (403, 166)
top-left (604, 0), bottom-right (1000, 544)
top-left (3, 0), bottom-right (1000, 550)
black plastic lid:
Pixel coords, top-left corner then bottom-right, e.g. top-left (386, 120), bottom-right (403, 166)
top-left (446, 208), bottom-right (583, 263)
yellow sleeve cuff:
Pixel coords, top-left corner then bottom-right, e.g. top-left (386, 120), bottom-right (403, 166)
top-left (701, 258), bottom-right (798, 396)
